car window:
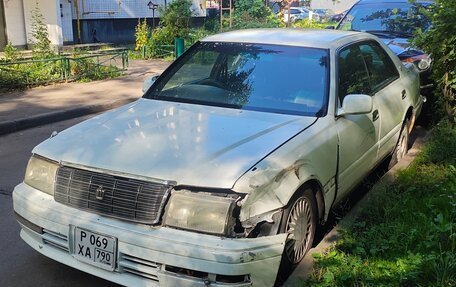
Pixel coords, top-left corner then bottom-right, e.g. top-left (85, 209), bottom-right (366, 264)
top-left (146, 42), bottom-right (330, 116)
top-left (163, 50), bottom-right (217, 90)
top-left (359, 42), bottom-right (399, 92)
top-left (338, 2), bottom-right (432, 34)
top-left (338, 45), bottom-right (371, 103)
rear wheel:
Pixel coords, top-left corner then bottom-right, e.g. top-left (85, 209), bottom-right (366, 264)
top-left (275, 188), bottom-right (317, 285)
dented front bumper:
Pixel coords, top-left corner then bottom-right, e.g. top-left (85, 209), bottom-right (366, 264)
top-left (13, 183), bottom-right (287, 287)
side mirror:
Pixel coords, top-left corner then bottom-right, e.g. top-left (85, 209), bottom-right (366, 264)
top-left (325, 26), bottom-right (335, 29)
top-left (338, 94), bottom-right (373, 116)
top-left (142, 73), bottom-right (160, 93)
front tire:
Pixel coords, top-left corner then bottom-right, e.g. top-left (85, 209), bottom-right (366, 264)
top-left (275, 188), bottom-right (317, 285)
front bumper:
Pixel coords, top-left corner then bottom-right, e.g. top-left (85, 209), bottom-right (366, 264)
top-left (13, 183), bottom-right (286, 287)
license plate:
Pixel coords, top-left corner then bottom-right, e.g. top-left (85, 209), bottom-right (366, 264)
top-left (73, 227), bottom-right (117, 271)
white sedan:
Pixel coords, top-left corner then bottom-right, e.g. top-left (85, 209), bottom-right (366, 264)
top-left (13, 29), bottom-right (424, 287)
top-left (283, 7), bottom-right (318, 23)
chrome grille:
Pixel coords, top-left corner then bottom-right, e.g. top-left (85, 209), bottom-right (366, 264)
top-left (54, 166), bottom-right (171, 224)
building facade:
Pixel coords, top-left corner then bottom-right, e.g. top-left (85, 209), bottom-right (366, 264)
top-left (310, 0), bottom-right (357, 13)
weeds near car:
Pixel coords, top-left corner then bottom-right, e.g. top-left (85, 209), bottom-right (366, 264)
top-left (306, 122), bottom-right (456, 286)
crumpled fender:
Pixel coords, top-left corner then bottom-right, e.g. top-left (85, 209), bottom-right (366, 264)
top-left (232, 117), bottom-right (338, 226)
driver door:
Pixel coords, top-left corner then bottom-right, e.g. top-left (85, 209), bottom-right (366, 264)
top-left (335, 43), bottom-right (381, 201)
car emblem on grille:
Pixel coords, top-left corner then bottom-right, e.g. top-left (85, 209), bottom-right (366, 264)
top-left (95, 186), bottom-right (105, 200)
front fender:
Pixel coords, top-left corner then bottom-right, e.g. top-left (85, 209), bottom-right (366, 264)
top-left (233, 117), bottom-right (338, 224)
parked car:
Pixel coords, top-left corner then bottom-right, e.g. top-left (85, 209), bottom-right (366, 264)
top-left (329, 9), bottom-right (348, 22)
top-left (283, 7), bottom-right (318, 23)
top-left (335, 0), bottom-right (434, 89)
top-left (13, 29), bottom-right (425, 287)
top-left (313, 8), bottom-right (335, 21)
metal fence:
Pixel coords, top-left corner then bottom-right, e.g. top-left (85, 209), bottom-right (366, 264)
top-left (0, 49), bottom-right (128, 89)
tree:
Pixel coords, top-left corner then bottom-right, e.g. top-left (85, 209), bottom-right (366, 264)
top-left (30, 1), bottom-right (52, 57)
top-left (160, 0), bottom-right (192, 38)
top-left (232, 0), bottom-right (281, 29)
top-left (414, 0), bottom-right (456, 125)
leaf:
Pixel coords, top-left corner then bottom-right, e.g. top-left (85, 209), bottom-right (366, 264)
top-left (323, 270), bottom-right (335, 283)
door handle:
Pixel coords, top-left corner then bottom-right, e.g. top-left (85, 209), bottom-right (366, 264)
top-left (372, 109), bottom-right (379, 122)
top-left (401, 89), bottom-right (407, 99)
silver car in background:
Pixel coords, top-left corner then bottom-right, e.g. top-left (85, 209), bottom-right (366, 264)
top-left (13, 29), bottom-right (424, 286)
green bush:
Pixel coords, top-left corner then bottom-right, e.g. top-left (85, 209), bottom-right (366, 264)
top-left (414, 0), bottom-right (456, 125)
top-left (185, 29), bottom-right (211, 45)
top-left (293, 19), bottom-right (332, 29)
top-left (160, 0), bottom-right (192, 38)
top-left (204, 18), bottom-right (220, 33)
top-left (145, 26), bottom-right (175, 58)
top-left (231, 0), bottom-right (281, 29)
top-left (0, 60), bottom-right (63, 90)
top-left (3, 42), bottom-right (19, 62)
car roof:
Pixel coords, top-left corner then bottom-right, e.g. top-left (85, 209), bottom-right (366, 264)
top-left (201, 28), bottom-right (377, 49)
top-left (354, 0), bottom-right (433, 4)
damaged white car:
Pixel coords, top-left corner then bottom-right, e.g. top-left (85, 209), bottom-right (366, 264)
top-left (13, 29), bottom-right (425, 286)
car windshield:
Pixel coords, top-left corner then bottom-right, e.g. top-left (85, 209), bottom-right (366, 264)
top-left (338, 2), bottom-right (432, 35)
top-left (144, 42), bottom-right (329, 116)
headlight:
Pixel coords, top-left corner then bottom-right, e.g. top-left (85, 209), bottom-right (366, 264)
top-left (24, 156), bottom-right (58, 195)
top-left (402, 54), bottom-right (432, 71)
top-left (163, 191), bottom-right (236, 235)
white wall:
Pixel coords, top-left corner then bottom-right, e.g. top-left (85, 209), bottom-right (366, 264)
top-left (72, 0), bottom-right (206, 20)
top-left (311, 0), bottom-right (357, 13)
top-left (3, 0), bottom-right (27, 46)
top-left (23, 0), bottom-right (63, 46)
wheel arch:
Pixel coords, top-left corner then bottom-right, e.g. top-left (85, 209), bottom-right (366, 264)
top-left (405, 106), bottom-right (415, 133)
top-left (290, 179), bottom-right (325, 223)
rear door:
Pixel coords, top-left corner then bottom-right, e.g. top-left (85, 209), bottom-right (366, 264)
top-left (358, 42), bottom-right (404, 160)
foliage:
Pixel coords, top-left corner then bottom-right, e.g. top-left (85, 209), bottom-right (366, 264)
top-left (134, 18), bottom-right (149, 52)
top-left (306, 122), bottom-right (456, 286)
top-left (145, 26), bottom-right (175, 58)
top-left (293, 19), bottom-right (333, 29)
top-left (2, 42), bottom-right (19, 62)
top-left (0, 53), bottom-right (124, 91)
top-left (231, 0), bottom-right (281, 29)
top-left (414, 0), bottom-right (456, 125)
top-left (29, 1), bottom-right (53, 57)
top-left (160, 0), bottom-right (192, 38)
top-left (186, 29), bottom-right (211, 45)
top-left (204, 18), bottom-right (220, 33)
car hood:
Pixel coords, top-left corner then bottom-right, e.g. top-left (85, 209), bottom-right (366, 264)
top-left (34, 99), bottom-right (316, 189)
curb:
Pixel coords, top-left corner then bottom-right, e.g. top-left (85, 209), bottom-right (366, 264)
top-left (284, 128), bottom-right (430, 286)
top-left (0, 98), bottom-right (137, 136)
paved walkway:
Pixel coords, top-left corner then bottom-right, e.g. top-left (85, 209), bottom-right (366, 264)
top-left (0, 59), bottom-right (171, 135)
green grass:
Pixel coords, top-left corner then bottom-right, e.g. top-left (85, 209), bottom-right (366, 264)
top-left (305, 122), bottom-right (456, 287)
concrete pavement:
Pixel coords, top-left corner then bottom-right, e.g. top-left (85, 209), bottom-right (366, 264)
top-left (0, 59), bottom-right (171, 135)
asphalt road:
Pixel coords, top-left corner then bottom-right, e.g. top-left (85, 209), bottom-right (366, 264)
top-left (0, 116), bottom-right (121, 287)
